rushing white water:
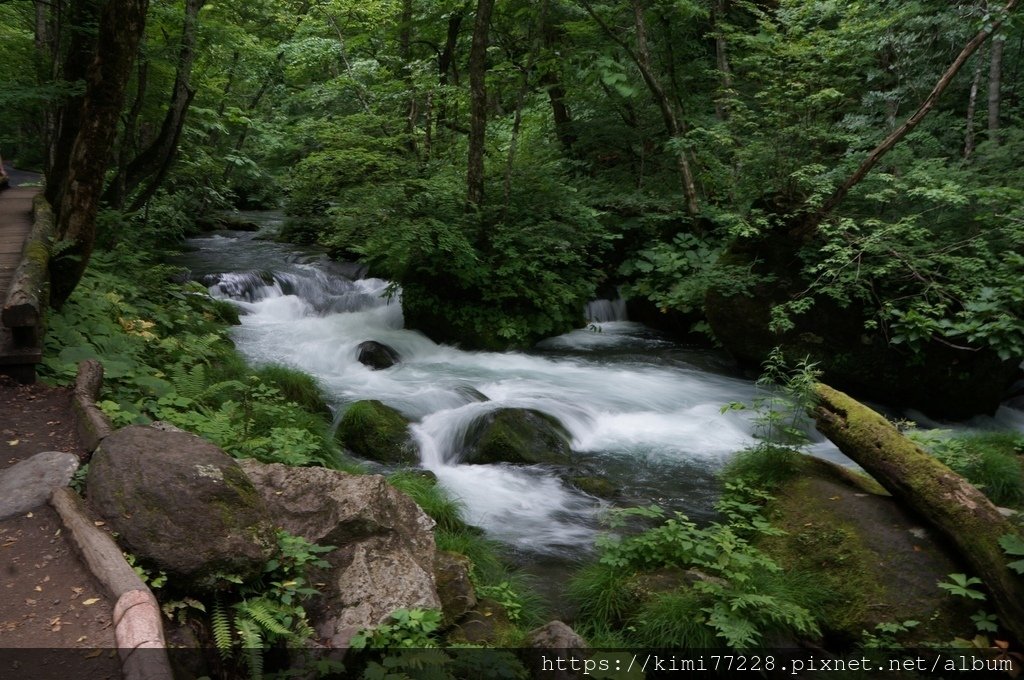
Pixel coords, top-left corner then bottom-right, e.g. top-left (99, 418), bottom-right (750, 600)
top-left (179, 224), bottom-right (837, 555)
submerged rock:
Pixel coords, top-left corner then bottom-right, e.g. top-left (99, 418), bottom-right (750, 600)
top-left (239, 460), bottom-right (441, 647)
top-left (336, 400), bottom-right (417, 465)
top-left (461, 408), bottom-right (573, 466)
top-left (356, 340), bottom-right (400, 370)
top-left (86, 425), bottom-right (274, 585)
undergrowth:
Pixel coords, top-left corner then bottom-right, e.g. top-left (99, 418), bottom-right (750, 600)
top-left (40, 248), bottom-right (352, 470)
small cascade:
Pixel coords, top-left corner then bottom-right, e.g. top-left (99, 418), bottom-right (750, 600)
top-left (585, 294), bottom-right (628, 323)
top-left (205, 269), bottom-right (390, 316)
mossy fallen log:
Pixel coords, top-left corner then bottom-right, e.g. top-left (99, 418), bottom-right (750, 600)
top-left (811, 383), bottom-right (1024, 643)
top-left (2, 195), bottom-right (54, 338)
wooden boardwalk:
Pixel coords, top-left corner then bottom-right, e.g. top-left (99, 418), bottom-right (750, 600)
top-left (0, 186), bottom-right (44, 381)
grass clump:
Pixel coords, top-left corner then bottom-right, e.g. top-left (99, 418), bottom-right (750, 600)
top-left (254, 363), bottom-right (332, 416)
top-left (910, 430), bottom-right (1024, 507)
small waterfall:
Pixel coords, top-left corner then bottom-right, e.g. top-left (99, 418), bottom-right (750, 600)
top-left (585, 294), bottom-right (628, 323)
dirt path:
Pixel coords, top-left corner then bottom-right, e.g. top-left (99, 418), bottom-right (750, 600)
top-left (0, 375), bottom-right (122, 678)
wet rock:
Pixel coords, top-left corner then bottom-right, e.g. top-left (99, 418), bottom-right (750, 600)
top-left (568, 476), bottom-right (618, 498)
top-left (86, 425), bottom-right (275, 585)
top-left (238, 460), bottom-right (441, 647)
top-left (461, 408), bottom-right (573, 466)
top-left (336, 400), bottom-right (417, 465)
top-left (356, 341), bottom-right (400, 370)
top-left (526, 620), bottom-right (588, 650)
top-left (450, 598), bottom-right (512, 644)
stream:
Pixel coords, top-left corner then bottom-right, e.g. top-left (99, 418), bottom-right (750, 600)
top-left (175, 212), bottom-right (1024, 563)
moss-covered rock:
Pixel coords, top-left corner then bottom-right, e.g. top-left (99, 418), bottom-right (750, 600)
top-left (85, 425), bottom-right (275, 587)
top-left (569, 475), bottom-right (618, 498)
top-left (760, 469), bottom-right (974, 646)
top-left (461, 408), bottom-right (573, 466)
top-left (337, 400), bottom-right (417, 465)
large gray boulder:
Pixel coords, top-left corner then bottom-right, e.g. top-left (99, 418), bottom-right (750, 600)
top-left (86, 425), bottom-right (275, 585)
top-left (461, 408), bottom-right (573, 466)
top-left (0, 451), bottom-right (79, 520)
top-left (238, 460), bottom-right (441, 647)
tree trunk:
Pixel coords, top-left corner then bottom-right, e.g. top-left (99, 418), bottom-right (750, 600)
top-left (466, 0), bottom-right (494, 209)
top-left (811, 384), bottom-right (1024, 644)
top-left (105, 0), bottom-right (205, 210)
top-left (988, 33), bottom-right (1004, 140)
top-left (712, 0), bottom-right (732, 121)
top-left (963, 52), bottom-right (984, 159)
top-left (45, 0), bottom-right (102, 208)
top-left (49, 0), bottom-right (149, 308)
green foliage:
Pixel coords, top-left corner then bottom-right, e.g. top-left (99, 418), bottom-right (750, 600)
top-left (722, 349), bottom-right (821, 487)
top-left (998, 534), bottom-right (1024, 575)
top-left (388, 472), bottom-right (466, 535)
top-left (350, 608), bottom-right (442, 649)
top-left (207, 530), bottom-right (333, 680)
top-left (572, 482), bottom-right (820, 648)
top-left (862, 620), bottom-right (921, 649)
top-left (40, 247), bottom-right (345, 470)
top-left (909, 431), bottom-right (1024, 507)
top-left (938, 574), bottom-right (987, 601)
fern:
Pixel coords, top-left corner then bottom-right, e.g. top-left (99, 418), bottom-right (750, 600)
top-left (237, 598), bottom-right (292, 637)
top-left (211, 595), bottom-right (234, 660)
top-left (235, 618), bottom-right (265, 680)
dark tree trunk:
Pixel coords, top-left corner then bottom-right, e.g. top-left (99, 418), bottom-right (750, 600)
top-left (964, 52), bottom-right (983, 159)
top-left (988, 33), bottom-right (1004, 140)
top-left (105, 0), bottom-right (205, 210)
top-left (540, 0), bottom-right (575, 152)
top-left (466, 0), bottom-right (494, 209)
top-left (46, 0), bottom-right (102, 207)
top-left (49, 0), bottom-right (149, 307)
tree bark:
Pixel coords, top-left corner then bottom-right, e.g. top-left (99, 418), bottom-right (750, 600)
top-left (963, 52), bottom-right (984, 159)
top-left (49, 0), bottom-right (149, 307)
top-left (712, 0), bottom-right (732, 121)
top-left (105, 0), bottom-right (206, 210)
top-left (466, 0), bottom-right (495, 209)
top-left (988, 33), bottom-right (1004, 139)
top-left (811, 384), bottom-right (1024, 644)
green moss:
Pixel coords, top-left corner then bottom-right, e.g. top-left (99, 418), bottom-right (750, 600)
top-left (462, 408), bottom-right (573, 466)
top-left (337, 400), bottom-right (416, 464)
top-left (759, 480), bottom-right (882, 642)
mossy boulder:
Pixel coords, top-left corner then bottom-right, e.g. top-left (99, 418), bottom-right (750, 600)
top-left (569, 475), bottom-right (618, 498)
top-left (85, 425), bottom-right (275, 587)
top-left (337, 400), bottom-right (417, 465)
top-left (759, 461), bottom-right (973, 645)
top-left (461, 408), bottom-right (573, 466)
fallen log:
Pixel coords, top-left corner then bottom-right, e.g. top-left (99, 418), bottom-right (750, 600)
top-left (811, 383), bottom-right (1024, 643)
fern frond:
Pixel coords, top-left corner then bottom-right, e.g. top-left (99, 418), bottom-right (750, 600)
top-left (235, 618), bottom-right (265, 680)
top-left (238, 598), bottom-right (292, 637)
top-left (211, 595), bottom-right (234, 660)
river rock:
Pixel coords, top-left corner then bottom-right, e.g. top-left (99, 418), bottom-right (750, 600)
top-left (86, 425), bottom-right (275, 585)
top-left (434, 550), bottom-right (477, 626)
top-left (356, 341), bottom-right (400, 370)
top-left (526, 620), bottom-right (588, 650)
top-left (336, 400), bottom-right (417, 465)
top-left (461, 408), bottom-right (573, 466)
top-left (0, 451), bottom-right (79, 520)
top-left (238, 460), bottom-right (441, 647)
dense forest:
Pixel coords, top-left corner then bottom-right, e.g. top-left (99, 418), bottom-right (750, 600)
top-left (2, 0), bottom-right (1024, 675)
